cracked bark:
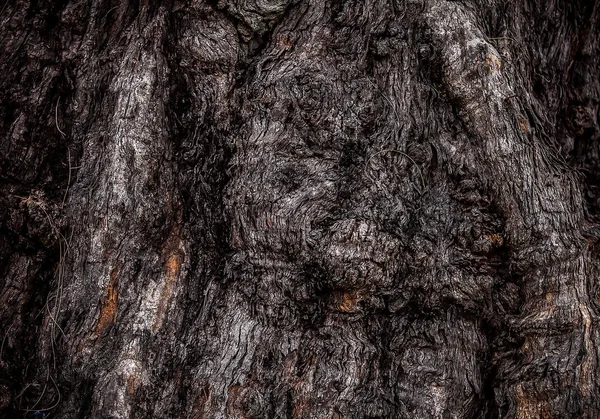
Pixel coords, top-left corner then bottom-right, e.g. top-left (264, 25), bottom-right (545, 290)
top-left (1, 0), bottom-right (599, 417)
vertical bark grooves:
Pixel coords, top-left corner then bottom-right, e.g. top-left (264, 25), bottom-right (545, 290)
top-left (1, 0), bottom-right (599, 417)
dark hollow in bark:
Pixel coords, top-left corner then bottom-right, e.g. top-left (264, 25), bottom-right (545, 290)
top-left (1, 0), bottom-right (600, 417)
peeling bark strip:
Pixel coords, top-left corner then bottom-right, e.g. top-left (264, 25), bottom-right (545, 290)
top-left (1, 0), bottom-right (599, 418)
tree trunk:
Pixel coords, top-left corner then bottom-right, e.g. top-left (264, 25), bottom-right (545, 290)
top-left (1, 0), bottom-right (599, 417)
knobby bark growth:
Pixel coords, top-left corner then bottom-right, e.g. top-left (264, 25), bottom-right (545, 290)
top-left (1, 0), bottom-right (599, 417)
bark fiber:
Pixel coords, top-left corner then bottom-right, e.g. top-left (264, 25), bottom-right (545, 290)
top-left (1, 0), bottom-right (600, 417)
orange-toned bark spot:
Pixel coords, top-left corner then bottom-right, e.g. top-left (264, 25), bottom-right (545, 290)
top-left (544, 290), bottom-right (555, 305)
top-left (517, 116), bottom-right (529, 134)
top-left (231, 225), bottom-right (241, 248)
top-left (279, 38), bottom-right (293, 47)
top-left (126, 374), bottom-right (138, 395)
top-left (153, 216), bottom-right (184, 332)
top-left (226, 385), bottom-right (249, 419)
top-left (94, 264), bottom-right (120, 335)
top-left (190, 385), bottom-right (210, 419)
top-left (152, 250), bottom-right (183, 332)
top-left (338, 291), bottom-right (362, 313)
top-left (484, 54), bottom-right (502, 73)
top-left (292, 397), bottom-right (311, 419)
top-left (487, 233), bottom-right (504, 247)
top-left (516, 384), bottom-right (552, 419)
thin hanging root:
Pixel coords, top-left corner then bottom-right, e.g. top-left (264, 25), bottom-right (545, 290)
top-left (485, 34), bottom-right (530, 58)
top-left (62, 147), bottom-right (72, 209)
top-left (45, 295), bottom-right (66, 338)
top-left (14, 194), bottom-right (70, 404)
top-left (24, 368), bottom-right (49, 413)
top-left (11, 129), bottom-right (73, 413)
top-left (55, 97), bottom-right (66, 137)
top-left (22, 367), bottom-right (62, 414)
top-left (0, 322), bottom-right (14, 363)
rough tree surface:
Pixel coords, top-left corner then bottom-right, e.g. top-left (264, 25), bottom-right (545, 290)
top-left (1, 0), bottom-right (599, 417)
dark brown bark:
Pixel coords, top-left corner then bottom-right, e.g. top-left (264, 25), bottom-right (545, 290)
top-left (1, 0), bottom-right (599, 417)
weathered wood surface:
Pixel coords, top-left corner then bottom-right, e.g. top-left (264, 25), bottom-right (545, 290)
top-left (1, 0), bottom-right (599, 417)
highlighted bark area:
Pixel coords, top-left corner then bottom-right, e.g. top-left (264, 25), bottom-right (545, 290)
top-left (427, 0), bottom-right (599, 414)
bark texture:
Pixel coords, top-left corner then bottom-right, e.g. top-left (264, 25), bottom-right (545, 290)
top-left (1, 0), bottom-right (600, 417)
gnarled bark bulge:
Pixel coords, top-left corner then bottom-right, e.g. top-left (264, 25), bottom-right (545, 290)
top-left (1, 0), bottom-right (600, 417)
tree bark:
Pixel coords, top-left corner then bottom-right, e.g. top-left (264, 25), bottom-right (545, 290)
top-left (1, 0), bottom-right (599, 417)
